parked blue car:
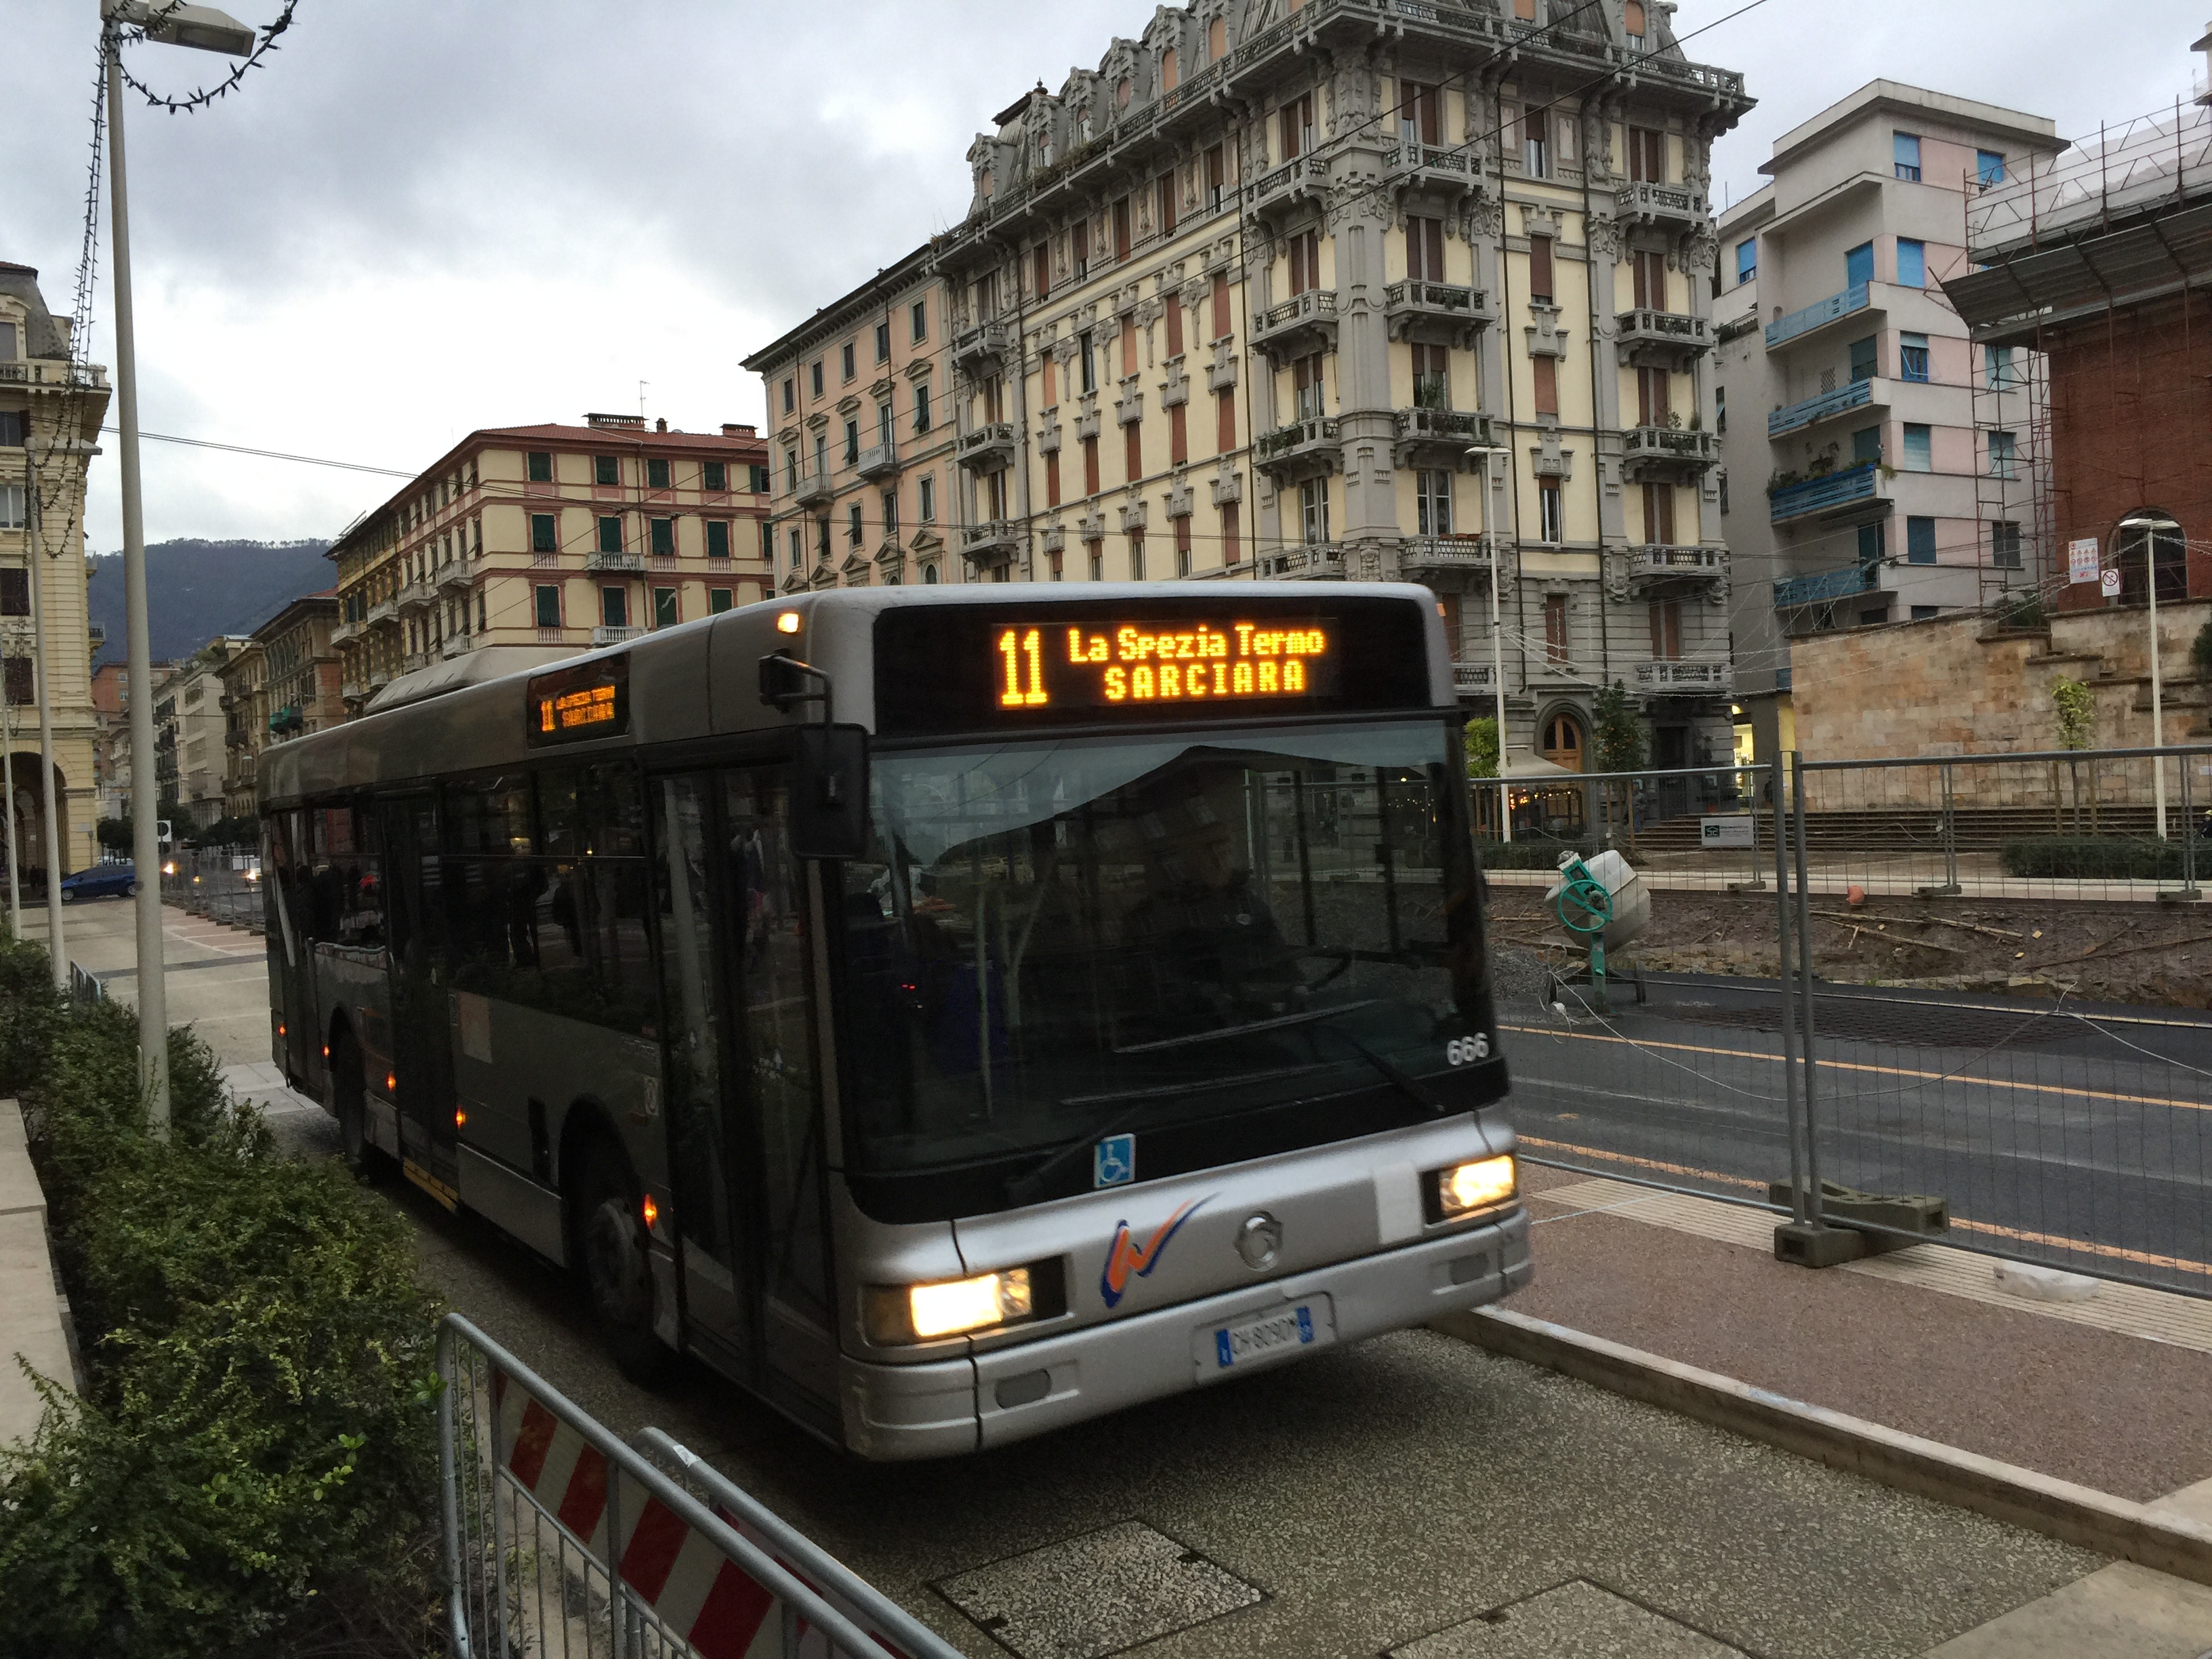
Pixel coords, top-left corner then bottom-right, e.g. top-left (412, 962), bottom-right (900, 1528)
top-left (58, 863), bottom-right (138, 902)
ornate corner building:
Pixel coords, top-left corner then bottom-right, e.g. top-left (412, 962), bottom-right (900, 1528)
top-left (750, 0), bottom-right (1751, 773)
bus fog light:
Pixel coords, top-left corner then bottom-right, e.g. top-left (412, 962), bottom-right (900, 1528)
top-left (1434, 1155), bottom-right (1517, 1218)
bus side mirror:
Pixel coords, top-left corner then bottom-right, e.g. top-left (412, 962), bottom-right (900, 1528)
top-left (791, 724), bottom-right (869, 860)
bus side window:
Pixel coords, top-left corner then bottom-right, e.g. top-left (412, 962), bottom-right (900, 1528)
top-left (541, 763), bottom-right (644, 860)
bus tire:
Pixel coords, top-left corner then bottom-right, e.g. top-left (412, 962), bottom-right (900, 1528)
top-left (331, 1029), bottom-right (392, 1183)
top-left (570, 1140), bottom-right (675, 1386)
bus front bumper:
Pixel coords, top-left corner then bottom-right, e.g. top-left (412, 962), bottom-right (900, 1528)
top-left (836, 1206), bottom-right (1531, 1460)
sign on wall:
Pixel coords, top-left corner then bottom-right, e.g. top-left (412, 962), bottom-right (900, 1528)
top-left (2068, 538), bottom-right (2102, 584)
top-left (2102, 569), bottom-right (2123, 599)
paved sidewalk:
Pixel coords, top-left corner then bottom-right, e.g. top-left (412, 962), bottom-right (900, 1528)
top-left (0, 1099), bottom-right (72, 1448)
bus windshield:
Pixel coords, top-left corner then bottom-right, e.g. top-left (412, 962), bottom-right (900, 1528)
top-left (835, 718), bottom-right (1492, 1207)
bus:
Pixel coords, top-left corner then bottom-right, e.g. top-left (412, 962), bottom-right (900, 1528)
top-left (258, 583), bottom-right (1528, 1458)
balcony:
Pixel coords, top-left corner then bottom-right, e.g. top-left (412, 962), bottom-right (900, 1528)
top-left (592, 625), bottom-right (642, 648)
top-left (396, 579), bottom-right (434, 613)
top-left (951, 318), bottom-right (1013, 374)
top-left (1625, 546), bottom-right (1727, 591)
top-left (1632, 660), bottom-right (1733, 696)
top-left (340, 680), bottom-right (367, 703)
top-left (1257, 543), bottom-right (1346, 580)
top-left (1253, 415), bottom-right (1340, 478)
top-left (1769, 463), bottom-right (1883, 523)
top-left (1382, 142), bottom-right (1486, 203)
top-left (855, 438), bottom-right (898, 479)
top-left (586, 550), bottom-right (645, 573)
top-left (1620, 426), bottom-right (1717, 476)
top-left (1250, 289), bottom-right (1338, 361)
top-left (1384, 280), bottom-right (1492, 346)
top-left (403, 652), bottom-right (430, 676)
top-left (1774, 563), bottom-right (1879, 607)
top-left (1616, 309), bottom-right (1711, 365)
top-left (437, 559), bottom-right (474, 592)
top-left (225, 729), bottom-right (249, 750)
top-left (1394, 406), bottom-right (1492, 463)
top-left (961, 520), bottom-right (1021, 569)
top-left (441, 633), bottom-right (476, 661)
top-left (367, 667), bottom-right (392, 691)
top-left (330, 618), bottom-right (359, 647)
top-left (1401, 535), bottom-right (1495, 577)
top-left (1765, 282), bottom-right (1872, 349)
top-left (1247, 155), bottom-right (1326, 224)
top-left (1616, 180), bottom-right (1707, 230)
top-left (792, 469), bottom-right (835, 508)
top-left (1452, 661), bottom-right (1497, 695)
top-left (956, 422), bottom-right (1017, 473)
top-left (1767, 378), bottom-right (1873, 437)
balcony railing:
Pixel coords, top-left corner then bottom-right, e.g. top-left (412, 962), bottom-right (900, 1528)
top-left (1626, 545), bottom-right (1727, 586)
top-left (330, 618), bottom-right (360, 647)
top-left (586, 550), bottom-right (645, 572)
top-left (340, 680), bottom-right (367, 703)
top-left (396, 579), bottom-right (434, 613)
top-left (1452, 661), bottom-right (1496, 694)
top-left (1616, 180), bottom-right (1706, 226)
top-left (1384, 281), bottom-right (1493, 339)
top-left (1769, 463), bottom-right (1881, 523)
top-left (855, 438), bottom-right (898, 479)
top-left (441, 634), bottom-right (476, 661)
top-left (1402, 535), bottom-right (1494, 572)
top-left (961, 520), bottom-right (1021, 565)
top-left (792, 469), bottom-right (834, 508)
top-left (951, 318), bottom-right (1012, 372)
top-left (1774, 563), bottom-right (1879, 607)
top-left (1616, 309), bottom-right (1711, 358)
top-left (1621, 427), bottom-right (1717, 471)
top-left (1250, 289), bottom-right (1338, 358)
top-left (1764, 282), bottom-right (1871, 348)
top-left (1248, 155), bottom-right (1325, 212)
top-left (592, 625), bottom-right (642, 647)
top-left (1395, 407), bottom-right (1493, 448)
top-left (1767, 377), bottom-right (1874, 436)
top-left (1632, 660), bottom-right (1733, 694)
top-left (1258, 542), bottom-right (1345, 579)
top-left (956, 422), bottom-right (1018, 472)
top-left (1254, 415), bottom-right (1340, 473)
top-left (365, 597), bottom-right (398, 627)
top-left (1384, 142), bottom-right (1485, 192)
top-left (437, 559), bottom-right (474, 592)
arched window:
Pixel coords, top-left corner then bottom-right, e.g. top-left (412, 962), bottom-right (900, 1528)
top-left (1542, 712), bottom-right (1586, 771)
top-left (1624, 0), bottom-right (1646, 39)
top-left (2115, 510), bottom-right (2187, 605)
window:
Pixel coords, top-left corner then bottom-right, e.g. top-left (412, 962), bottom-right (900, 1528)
top-left (1649, 600), bottom-right (1681, 659)
top-left (1293, 352), bottom-right (1326, 420)
top-left (648, 518), bottom-right (677, 558)
top-left (1072, 219), bottom-right (1090, 281)
top-left (1084, 432), bottom-right (1101, 494)
top-left (1986, 344), bottom-right (2019, 388)
top-left (1158, 171), bottom-right (1177, 239)
top-left (602, 587), bottom-right (630, 629)
top-left (647, 457), bottom-right (671, 489)
top-left (1210, 271), bottom-right (1231, 339)
top-left (1899, 332), bottom-right (1930, 383)
top-left (1299, 477), bottom-right (1330, 544)
top-left (1851, 424), bottom-right (1883, 466)
top-left (1858, 605), bottom-right (1891, 628)
top-left (1216, 388), bottom-right (1236, 452)
top-left (1736, 238), bottom-right (1756, 285)
top-left (1896, 239), bottom-right (1926, 287)
top-left (844, 418), bottom-right (860, 468)
top-left (1543, 593), bottom-right (1569, 663)
top-left (2, 657), bottom-right (29, 705)
top-left (918, 475), bottom-right (936, 521)
top-left (882, 487), bottom-right (899, 539)
top-left (1221, 501), bottom-right (1240, 562)
top-left (1528, 234), bottom-right (1554, 302)
top-left (1978, 149), bottom-right (2007, 188)
top-left (1161, 47), bottom-right (1179, 91)
top-left (1641, 480), bottom-right (1675, 545)
top-left (816, 518), bottom-right (832, 561)
top-left (1165, 294), bottom-right (1183, 357)
top-left (1524, 110), bottom-right (1550, 178)
top-left (704, 460), bottom-right (727, 491)
top-left (875, 320), bottom-right (892, 363)
top-left (706, 520), bottom-right (731, 560)
top-left (1205, 144), bottom-right (1227, 211)
top-left (1045, 450), bottom-right (1062, 507)
top-left (594, 455), bottom-right (619, 487)
top-left (710, 588), bottom-right (735, 614)
top-left (1119, 327), bottom-right (1136, 378)
top-left (1416, 470), bottom-right (1453, 535)
top-left (1910, 605), bottom-right (1939, 621)
top-left (1410, 342), bottom-right (1448, 409)
top-left (1288, 228), bottom-right (1321, 295)
top-left (1906, 516), bottom-right (1938, 565)
top-left (531, 513), bottom-right (557, 554)
top-left (1991, 520), bottom-right (2022, 569)
top-left (1400, 80), bottom-right (1441, 148)
top-left (1129, 529), bottom-right (1145, 580)
top-left (1539, 480), bottom-right (1563, 544)
top-left (534, 584), bottom-right (561, 628)
top-left (597, 516), bottom-right (624, 554)
top-left (1848, 335), bottom-right (1878, 384)
top-left (848, 502), bottom-right (865, 545)
top-left (811, 360), bottom-right (824, 398)
top-left (1893, 131), bottom-right (1922, 183)
top-left (1636, 365), bottom-right (1669, 426)
top-left (841, 341), bottom-right (856, 382)
top-left (788, 528), bottom-right (802, 567)
top-left (1087, 540), bottom-right (1103, 581)
top-left (782, 378), bottom-right (796, 413)
top-left (922, 562), bottom-right (940, 584)
top-left (1170, 403), bottom-right (1188, 466)
top-left (0, 485), bottom-right (18, 533)
top-left (912, 300), bottom-right (928, 342)
top-left (1988, 430), bottom-right (2018, 479)
top-left (1632, 249), bottom-right (1667, 311)
top-left (1279, 93), bottom-right (1314, 161)
top-left (1902, 423), bottom-right (1932, 471)
top-left (1124, 419), bottom-right (1143, 483)
top-left (1174, 515), bottom-right (1192, 578)
top-left (653, 588), bottom-right (678, 628)
top-left (1845, 241), bottom-right (1874, 289)
top-left (1113, 195), bottom-right (1132, 260)
top-left (1715, 385), bottom-right (1727, 435)
top-left (1079, 331), bottom-right (1097, 394)
top-left (762, 521), bottom-right (775, 561)
top-left (1407, 216), bottom-right (1446, 283)
top-left (0, 567), bottom-right (27, 615)
top-left (1624, 0), bottom-right (1645, 38)
top-left (1857, 523), bottom-right (1885, 570)
top-left (1208, 16), bottom-right (1226, 60)
top-left (527, 451), bottom-right (553, 483)
top-left (1533, 354), bottom-right (1559, 416)
top-left (1626, 126), bottom-right (1664, 184)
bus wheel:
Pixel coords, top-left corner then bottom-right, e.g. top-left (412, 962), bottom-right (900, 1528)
top-left (331, 1030), bottom-right (392, 1183)
top-left (572, 1144), bottom-right (675, 1386)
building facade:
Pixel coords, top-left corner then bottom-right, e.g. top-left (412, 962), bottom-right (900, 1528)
top-left (2, 260), bottom-right (110, 876)
top-left (330, 417), bottom-right (772, 715)
top-left (216, 639), bottom-right (266, 821)
top-left (752, 0), bottom-right (1750, 776)
top-left (1713, 84), bottom-right (2062, 760)
top-left (155, 644), bottom-right (247, 829)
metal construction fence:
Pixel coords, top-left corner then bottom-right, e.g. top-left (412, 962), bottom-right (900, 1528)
top-left (1486, 746), bottom-right (2212, 1300)
top-left (157, 844), bottom-right (266, 932)
top-left (438, 1314), bottom-right (963, 1659)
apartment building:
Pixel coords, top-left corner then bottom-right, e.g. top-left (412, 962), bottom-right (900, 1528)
top-left (1713, 83), bottom-right (2062, 755)
top-left (155, 643), bottom-right (247, 827)
top-left (329, 416), bottom-right (772, 714)
top-left (216, 638), bottom-right (265, 820)
top-left (1, 260), bottom-right (109, 875)
top-left (802, 0), bottom-right (1752, 775)
top-left (744, 248), bottom-right (965, 590)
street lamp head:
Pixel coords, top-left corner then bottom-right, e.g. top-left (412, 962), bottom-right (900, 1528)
top-left (102, 0), bottom-right (257, 56)
top-left (2117, 512), bottom-right (2180, 533)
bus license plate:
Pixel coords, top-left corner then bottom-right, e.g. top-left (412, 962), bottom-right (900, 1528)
top-left (1212, 1300), bottom-right (1328, 1370)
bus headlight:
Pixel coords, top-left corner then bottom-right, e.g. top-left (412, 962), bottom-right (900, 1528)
top-left (863, 1259), bottom-right (1063, 1347)
top-left (1431, 1154), bottom-right (1517, 1220)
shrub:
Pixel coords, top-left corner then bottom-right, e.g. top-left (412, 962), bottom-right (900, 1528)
top-left (0, 929), bottom-right (443, 1658)
top-left (2194, 619), bottom-right (2212, 678)
top-left (1999, 836), bottom-right (2207, 880)
top-left (1475, 838), bottom-right (1596, 872)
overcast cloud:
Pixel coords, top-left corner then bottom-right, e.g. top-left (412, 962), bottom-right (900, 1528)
top-left (3, 0), bottom-right (2204, 552)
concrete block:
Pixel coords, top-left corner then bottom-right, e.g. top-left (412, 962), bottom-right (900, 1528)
top-left (1774, 1220), bottom-right (1868, 1268)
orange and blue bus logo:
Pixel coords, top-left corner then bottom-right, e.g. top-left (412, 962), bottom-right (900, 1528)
top-left (1100, 1197), bottom-right (1209, 1309)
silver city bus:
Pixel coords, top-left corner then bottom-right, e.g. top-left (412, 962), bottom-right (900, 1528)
top-left (258, 583), bottom-right (1528, 1456)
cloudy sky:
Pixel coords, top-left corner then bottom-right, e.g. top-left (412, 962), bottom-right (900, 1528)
top-left (6, 0), bottom-right (2206, 553)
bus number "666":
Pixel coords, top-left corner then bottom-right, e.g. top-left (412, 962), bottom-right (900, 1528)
top-left (1446, 1035), bottom-right (1492, 1066)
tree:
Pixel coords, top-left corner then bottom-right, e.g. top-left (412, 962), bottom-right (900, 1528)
top-left (1591, 680), bottom-right (1648, 852)
top-left (96, 817), bottom-right (131, 855)
top-left (2052, 676), bottom-right (2096, 834)
top-left (1463, 717), bottom-right (1500, 779)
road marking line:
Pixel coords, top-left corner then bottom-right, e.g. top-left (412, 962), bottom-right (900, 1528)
top-left (1501, 1023), bottom-right (2207, 1114)
top-left (1519, 1134), bottom-right (1767, 1192)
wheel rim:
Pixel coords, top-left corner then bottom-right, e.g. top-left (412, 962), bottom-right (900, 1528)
top-left (583, 1195), bottom-right (651, 1328)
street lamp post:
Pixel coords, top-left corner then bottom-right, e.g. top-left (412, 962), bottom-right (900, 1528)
top-left (1467, 445), bottom-right (1511, 842)
top-left (2118, 512), bottom-right (2179, 842)
top-left (100, 0), bottom-right (256, 1127)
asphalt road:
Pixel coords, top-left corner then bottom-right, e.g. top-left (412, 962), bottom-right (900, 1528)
top-left (29, 901), bottom-right (2125, 1659)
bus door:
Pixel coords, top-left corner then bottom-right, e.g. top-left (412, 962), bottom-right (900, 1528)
top-left (379, 793), bottom-right (460, 1206)
top-left (264, 808), bottom-right (319, 1084)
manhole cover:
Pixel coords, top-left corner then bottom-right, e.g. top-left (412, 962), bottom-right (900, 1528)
top-left (1391, 1580), bottom-right (1745, 1659)
top-left (933, 1520), bottom-right (1261, 1659)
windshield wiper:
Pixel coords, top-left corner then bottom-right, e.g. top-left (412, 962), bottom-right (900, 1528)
top-left (1319, 1025), bottom-right (1451, 1117)
top-left (1111, 1000), bottom-right (1382, 1056)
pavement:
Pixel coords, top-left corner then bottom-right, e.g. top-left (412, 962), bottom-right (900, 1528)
top-left (10, 899), bottom-right (2212, 1656)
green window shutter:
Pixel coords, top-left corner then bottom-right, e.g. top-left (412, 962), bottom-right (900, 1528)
top-left (598, 516), bottom-right (623, 554)
top-left (705, 520), bottom-right (731, 559)
top-left (531, 514), bottom-right (556, 554)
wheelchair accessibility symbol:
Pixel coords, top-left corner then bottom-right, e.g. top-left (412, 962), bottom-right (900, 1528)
top-left (1094, 1132), bottom-right (1136, 1189)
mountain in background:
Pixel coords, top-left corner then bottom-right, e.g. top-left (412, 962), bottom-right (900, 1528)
top-left (86, 539), bottom-right (333, 667)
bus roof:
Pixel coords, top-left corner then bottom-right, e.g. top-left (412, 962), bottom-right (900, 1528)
top-left (258, 582), bottom-right (1454, 808)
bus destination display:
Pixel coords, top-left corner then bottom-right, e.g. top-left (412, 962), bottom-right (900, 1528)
top-left (525, 657), bottom-right (631, 746)
top-left (999, 620), bottom-right (1330, 710)
top-left (874, 597), bottom-right (1433, 736)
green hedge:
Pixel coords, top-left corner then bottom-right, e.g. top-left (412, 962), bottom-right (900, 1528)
top-left (1474, 838), bottom-right (1597, 872)
top-left (1999, 836), bottom-right (2210, 880)
top-left (0, 930), bottom-right (443, 1658)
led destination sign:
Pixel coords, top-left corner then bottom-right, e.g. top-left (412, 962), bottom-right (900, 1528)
top-left (999, 621), bottom-right (1331, 710)
top-left (874, 598), bottom-right (1433, 737)
top-left (525, 657), bottom-right (632, 746)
